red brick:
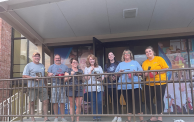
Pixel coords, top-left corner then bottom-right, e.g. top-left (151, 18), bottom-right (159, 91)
top-left (0, 18), bottom-right (11, 121)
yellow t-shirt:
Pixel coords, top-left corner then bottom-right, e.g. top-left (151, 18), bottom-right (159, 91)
top-left (142, 56), bottom-right (169, 86)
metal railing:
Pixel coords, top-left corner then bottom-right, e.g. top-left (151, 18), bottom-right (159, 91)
top-left (0, 68), bottom-right (194, 121)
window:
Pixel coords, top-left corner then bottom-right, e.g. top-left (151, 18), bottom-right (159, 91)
top-left (13, 38), bottom-right (28, 78)
top-left (12, 29), bottom-right (38, 78)
top-left (12, 29), bottom-right (50, 78)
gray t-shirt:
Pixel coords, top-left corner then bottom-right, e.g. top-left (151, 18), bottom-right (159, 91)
top-left (84, 66), bottom-right (104, 92)
top-left (47, 64), bottom-right (68, 84)
top-left (23, 62), bottom-right (45, 87)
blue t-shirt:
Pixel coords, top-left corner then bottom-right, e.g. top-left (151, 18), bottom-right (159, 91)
top-left (115, 60), bottom-right (143, 90)
top-left (23, 62), bottom-right (45, 87)
top-left (104, 62), bottom-right (119, 88)
top-left (47, 64), bottom-right (68, 84)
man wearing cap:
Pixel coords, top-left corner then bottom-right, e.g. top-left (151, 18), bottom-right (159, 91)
top-left (23, 52), bottom-right (49, 122)
top-left (47, 54), bottom-right (68, 122)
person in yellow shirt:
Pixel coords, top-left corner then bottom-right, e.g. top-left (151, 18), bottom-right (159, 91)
top-left (142, 46), bottom-right (169, 122)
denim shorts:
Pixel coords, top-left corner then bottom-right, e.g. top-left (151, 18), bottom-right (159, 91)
top-left (50, 83), bottom-right (67, 103)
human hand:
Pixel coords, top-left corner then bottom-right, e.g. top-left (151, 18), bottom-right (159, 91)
top-left (71, 71), bottom-right (75, 75)
top-left (112, 75), bottom-right (116, 81)
top-left (35, 76), bottom-right (40, 81)
top-left (90, 66), bottom-right (94, 73)
top-left (48, 73), bottom-right (54, 77)
top-left (119, 70), bottom-right (124, 72)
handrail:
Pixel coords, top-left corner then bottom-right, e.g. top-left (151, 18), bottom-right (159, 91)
top-left (0, 68), bottom-right (193, 81)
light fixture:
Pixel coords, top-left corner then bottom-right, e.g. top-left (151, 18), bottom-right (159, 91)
top-left (123, 8), bottom-right (138, 18)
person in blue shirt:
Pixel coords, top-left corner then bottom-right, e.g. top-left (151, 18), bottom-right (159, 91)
top-left (47, 54), bottom-right (68, 122)
top-left (104, 52), bottom-right (120, 122)
top-left (115, 50), bottom-right (144, 122)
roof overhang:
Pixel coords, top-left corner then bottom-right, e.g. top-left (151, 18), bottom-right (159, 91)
top-left (0, 0), bottom-right (194, 47)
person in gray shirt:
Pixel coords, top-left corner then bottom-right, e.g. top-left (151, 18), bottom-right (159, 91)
top-left (48, 54), bottom-right (68, 122)
top-left (84, 54), bottom-right (104, 121)
top-left (23, 52), bottom-right (49, 122)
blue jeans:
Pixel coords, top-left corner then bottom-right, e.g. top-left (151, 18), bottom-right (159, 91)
top-left (88, 91), bottom-right (103, 119)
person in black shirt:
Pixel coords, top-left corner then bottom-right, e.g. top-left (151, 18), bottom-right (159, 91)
top-left (104, 52), bottom-right (120, 122)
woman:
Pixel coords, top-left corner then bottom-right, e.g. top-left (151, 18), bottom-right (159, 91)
top-left (142, 46), bottom-right (168, 122)
top-left (84, 54), bottom-right (104, 121)
top-left (65, 58), bottom-right (83, 122)
top-left (104, 52), bottom-right (120, 122)
top-left (115, 49), bottom-right (144, 122)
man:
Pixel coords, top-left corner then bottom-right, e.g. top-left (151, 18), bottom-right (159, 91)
top-left (23, 52), bottom-right (49, 121)
top-left (48, 54), bottom-right (68, 122)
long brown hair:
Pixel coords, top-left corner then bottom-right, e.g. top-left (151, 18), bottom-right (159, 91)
top-left (86, 54), bottom-right (98, 68)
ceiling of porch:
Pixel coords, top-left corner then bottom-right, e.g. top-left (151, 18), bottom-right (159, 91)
top-left (0, 0), bottom-right (194, 46)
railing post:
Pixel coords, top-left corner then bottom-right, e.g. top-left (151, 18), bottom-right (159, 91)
top-left (131, 73), bottom-right (136, 122)
top-left (72, 76), bottom-right (75, 121)
top-left (20, 79), bottom-right (24, 122)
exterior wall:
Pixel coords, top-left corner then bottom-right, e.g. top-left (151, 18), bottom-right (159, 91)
top-left (0, 18), bottom-right (12, 121)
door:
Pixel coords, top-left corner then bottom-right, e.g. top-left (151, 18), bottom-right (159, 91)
top-left (93, 37), bottom-right (104, 69)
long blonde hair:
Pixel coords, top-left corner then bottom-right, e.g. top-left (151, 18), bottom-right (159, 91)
top-left (86, 54), bottom-right (98, 68)
top-left (121, 49), bottom-right (133, 61)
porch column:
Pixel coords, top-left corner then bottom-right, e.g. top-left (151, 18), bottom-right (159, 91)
top-left (37, 43), bottom-right (45, 65)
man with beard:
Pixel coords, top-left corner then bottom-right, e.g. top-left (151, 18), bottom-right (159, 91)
top-left (48, 54), bottom-right (68, 122)
top-left (23, 52), bottom-right (49, 122)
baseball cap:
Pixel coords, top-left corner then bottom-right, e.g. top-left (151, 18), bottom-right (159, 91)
top-left (33, 52), bottom-right (40, 56)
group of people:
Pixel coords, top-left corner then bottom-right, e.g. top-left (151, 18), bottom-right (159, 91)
top-left (23, 46), bottom-right (169, 122)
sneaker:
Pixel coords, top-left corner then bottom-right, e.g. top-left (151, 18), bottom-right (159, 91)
top-left (112, 117), bottom-right (118, 122)
top-left (97, 118), bottom-right (101, 121)
top-left (93, 118), bottom-right (97, 121)
top-left (54, 118), bottom-right (58, 122)
top-left (117, 117), bottom-right (122, 122)
top-left (61, 118), bottom-right (67, 122)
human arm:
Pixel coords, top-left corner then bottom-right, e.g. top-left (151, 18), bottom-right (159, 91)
top-left (115, 64), bottom-right (123, 77)
top-left (22, 64), bottom-right (38, 81)
top-left (64, 72), bottom-right (72, 82)
top-left (84, 67), bottom-right (94, 81)
top-left (135, 61), bottom-right (143, 76)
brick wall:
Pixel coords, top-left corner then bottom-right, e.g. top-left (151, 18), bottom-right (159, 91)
top-left (0, 18), bottom-right (12, 120)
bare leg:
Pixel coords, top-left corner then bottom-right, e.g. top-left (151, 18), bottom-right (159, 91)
top-left (138, 112), bottom-right (143, 121)
top-left (53, 103), bottom-right (58, 119)
top-left (69, 97), bottom-right (74, 121)
top-left (158, 113), bottom-right (163, 121)
top-left (29, 101), bottom-right (35, 121)
top-left (75, 97), bottom-right (83, 121)
top-left (126, 113), bottom-right (131, 121)
top-left (43, 100), bottom-right (49, 121)
top-left (60, 103), bottom-right (65, 118)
